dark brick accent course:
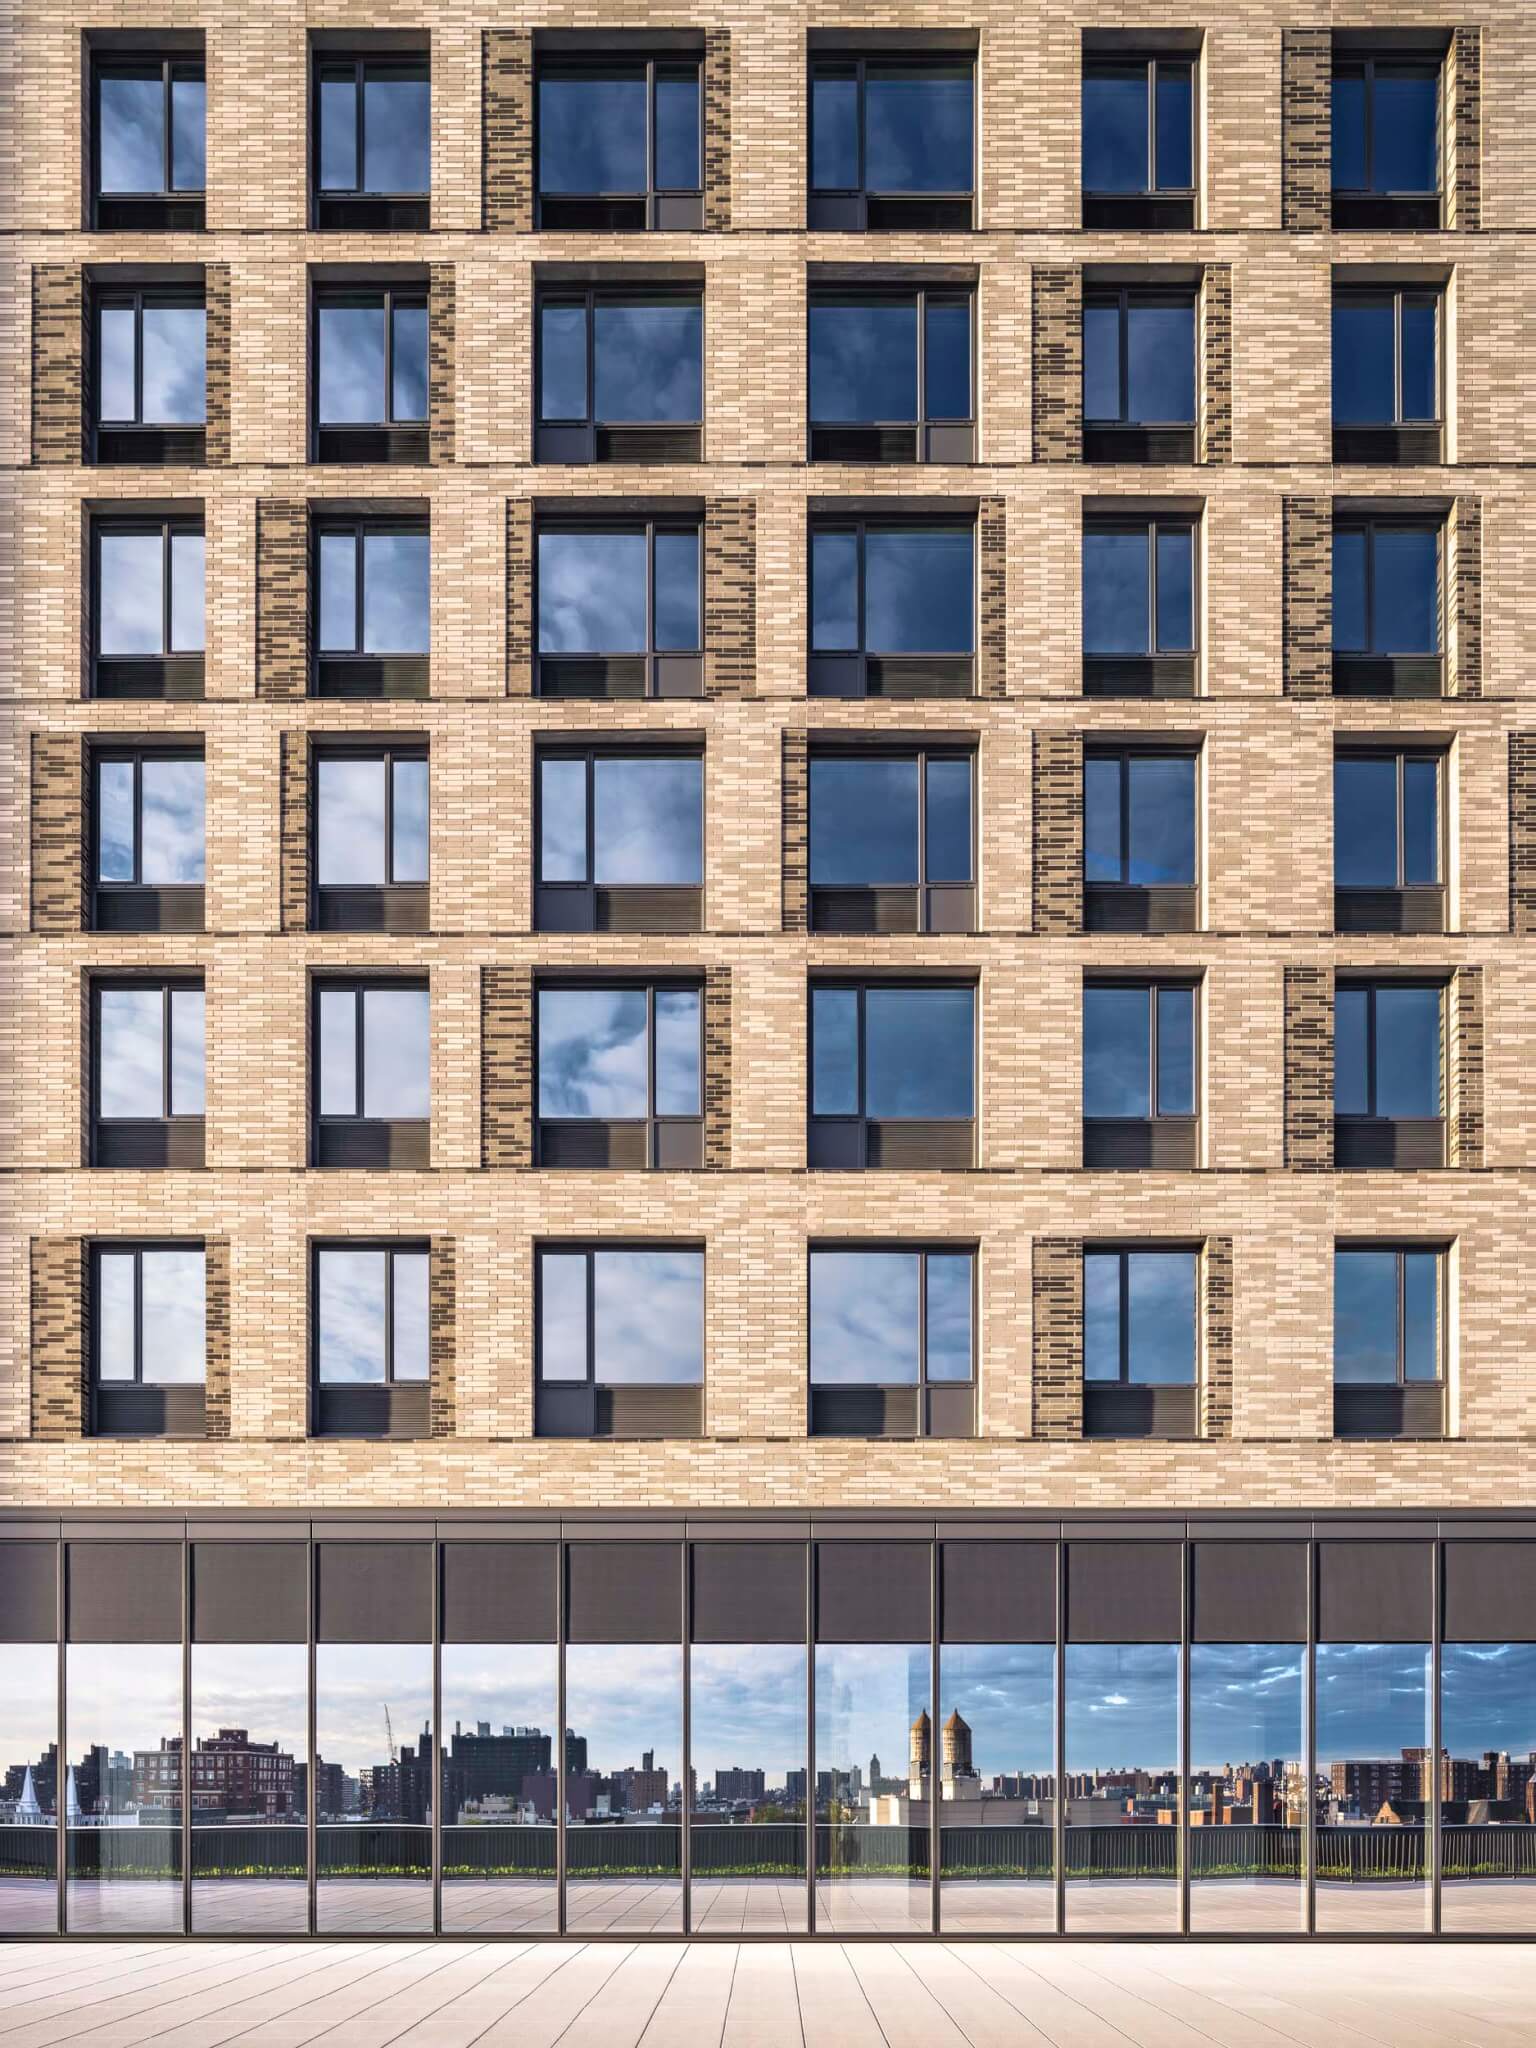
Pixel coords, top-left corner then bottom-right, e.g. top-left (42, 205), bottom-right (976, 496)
top-left (481, 967), bottom-right (534, 1168)
top-left (32, 265), bottom-right (85, 464)
top-left (205, 264), bottom-right (231, 465)
top-left (1032, 732), bottom-right (1083, 934)
top-left (1284, 966), bottom-right (1334, 1170)
top-left (430, 1238), bottom-right (456, 1438)
top-left (781, 729), bottom-right (809, 934)
top-left (1031, 267), bottom-right (1082, 464)
top-left (1283, 498), bottom-right (1332, 700)
top-left (1281, 29), bottom-right (1331, 232)
top-left (1450, 968), bottom-right (1484, 1169)
top-left (978, 498), bottom-right (1007, 698)
top-left (205, 1237), bottom-right (231, 1439)
top-left (483, 32), bottom-right (534, 232)
top-left (1032, 1238), bottom-right (1083, 1440)
top-left (506, 499), bottom-right (534, 696)
top-left (1202, 1237), bottom-right (1234, 1441)
top-left (256, 500), bottom-right (309, 702)
top-left (703, 30), bottom-right (732, 230)
top-left (705, 968), bottom-right (732, 1168)
top-left (1199, 265), bottom-right (1232, 465)
top-left (1445, 29), bottom-right (1481, 232)
top-left (30, 1239), bottom-right (86, 1441)
top-left (1510, 735), bottom-right (1536, 935)
top-left (279, 732), bottom-right (310, 933)
top-left (1449, 497), bottom-right (1482, 700)
top-left (705, 498), bottom-right (756, 698)
top-left (429, 266), bottom-right (455, 466)
top-left (30, 732), bottom-right (85, 933)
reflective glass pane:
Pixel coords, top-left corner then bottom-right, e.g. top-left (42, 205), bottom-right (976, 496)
top-left (318, 304), bottom-right (386, 424)
top-left (97, 759), bottom-right (136, 881)
top-left (169, 530), bottom-right (205, 652)
top-left (97, 1251), bottom-right (137, 1380)
top-left (1400, 299), bottom-right (1438, 422)
top-left (317, 1249), bottom-right (387, 1383)
top-left (363, 68), bottom-right (430, 194)
top-left (318, 531), bottom-right (358, 652)
top-left (593, 302), bottom-right (701, 423)
top-left (170, 74), bottom-right (206, 191)
top-left (1403, 759), bottom-right (1439, 885)
top-left (1332, 299), bottom-right (1396, 424)
top-left (362, 987), bottom-right (429, 1121)
top-left (925, 300), bottom-right (971, 420)
top-left (1374, 70), bottom-right (1438, 194)
top-left (99, 986), bottom-right (164, 1119)
top-left (0, 1643), bottom-right (59, 1932)
top-left (655, 66), bottom-right (700, 189)
top-left (391, 758), bottom-right (429, 884)
top-left (1315, 1642), bottom-right (1431, 1932)
top-left (809, 757), bottom-right (919, 886)
top-left (814, 1644), bottom-right (930, 1931)
top-left (538, 1252), bottom-right (587, 1382)
top-left (99, 530), bottom-right (165, 655)
top-left (537, 987), bottom-right (648, 1120)
top-left (1084, 530), bottom-right (1150, 654)
top-left (864, 64), bottom-right (973, 193)
top-left (1065, 1642), bottom-right (1180, 1929)
top-left (1084, 1252), bottom-right (1122, 1382)
top-left (809, 1251), bottom-right (921, 1386)
top-left (811, 67), bottom-right (859, 190)
top-left (1085, 755), bottom-right (1123, 881)
top-left (864, 529), bottom-right (973, 653)
top-left (1083, 67), bottom-right (1148, 193)
top-left (1332, 72), bottom-right (1367, 190)
top-left (391, 303), bottom-right (428, 422)
top-left (1334, 757), bottom-right (1399, 887)
top-left (138, 758), bottom-right (204, 885)
top-left (440, 1644), bottom-right (559, 1933)
top-left (538, 69), bottom-right (647, 194)
top-left (98, 305), bottom-right (138, 422)
top-left (1128, 756), bottom-right (1195, 884)
top-left (654, 988), bottom-right (702, 1118)
top-left (1126, 302), bottom-right (1195, 423)
top-left (1440, 1642), bottom-right (1536, 1933)
top-left (1155, 64), bottom-right (1193, 189)
top-left (169, 988), bottom-right (204, 1115)
top-left (1334, 987), bottom-right (1370, 1116)
top-left (1188, 1645), bottom-right (1305, 1931)
top-left (1084, 986), bottom-right (1151, 1120)
top-left (1334, 1250), bottom-right (1400, 1386)
top-left (865, 986), bottom-right (973, 1119)
top-left (538, 530), bottom-right (646, 653)
top-left (139, 1249), bottom-right (205, 1386)
top-left (539, 302), bottom-right (588, 420)
top-left (317, 987), bottom-right (358, 1118)
top-left (1374, 986), bottom-right (1440, 1118)
top-left (564, 1644), bottom-right (683, 1932)
top-left (319, 72), bottom-right (358, 190)
top-left (811, 530), bottom-right (859, 651)
top-left (926, 758), bottom-right (972, 884)
top-left (1332, 527), bottom-right (1369, 652)
top-left (691, 1645), bottom-right (807, 1932)
top-left (140, 305), bottom-right (205, 424)
top-left (592, 756), bottom-right (703, 885)
top-left (1156, 987), bottom-right (1195, 1117)
top-left (99, 70), bottom-right (166, 192)
top-left (938, 1644), bottom-right (1056, 1931)
top-left (809, 300), bottom-right (918, 423)
top-left (1126, 1252), bottom-right (1196, 1384)
top-left (1372, 527), bottom-right (1440, 654)
top-left (539, 757), bottom-right (587, 883)
top-left (66, 1643), bottom-right (183, 1933)
top-left (190, 1644), bottom-right (308, 1934)
top-left (592, 1250), bottom-right (703, 1385)
top-left (811, 987), bottom-right (859, 1115)
top-left (1154, 525), bottom-right (1195, 651)
top-left (315, 1643), bottom-right (433, 1933)
top-left (362, 531), bottom-right (429, 654)
top-left (926, 1254), bottom-right (973, 1383)
top-left (1083, 302), bottom-right (1121, 420)
top-left (391, 1252), bottom-right (429, 1384)
top-left (1402, 1252), bottom-right (1440, 1382)
top-left (654, 530), bottom-right (700, 651)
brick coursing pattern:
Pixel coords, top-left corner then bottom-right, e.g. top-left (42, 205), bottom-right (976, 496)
top-left (1281, 29), bottom-right (1331, 232)
top-left (704, 968), bottom-right (732, 1168)
top-left (430, 1238), bottom-right (456, 1438)
top-left (1202, 1237), bottom-right (1234, 1441)
top-left (1450, 968), bottom-right (1484, 1169)
top-left (429, 266), bottom-right (456, 466)
top-left (279, 732), bottom-right (310, 933)
top-left (29, 732), bottom-right (84, 933)
top-left (481, 966), bottom-right (533, 1167)
top-left (1030, 267), bottom-right (1082, 463)
top-left (781, 729), bottom-right (809, 933)
top-left (1284, 966), bottom-right (1334, 1170)
top-left (256, 500), bottom-right (309, 701)
top-left (1032, 732), bottom-right (1083, 934)
top-left (703, 30), bottom-right (732, 230)
top-left (1445, 28), bottom-right (1481, 232)
top-left (1199, 265), bottom-right (1232, 465)
top-left (30, 1238), bottom-right (85, 1441)
top-left (1282, 498), bottom-right (1332, 700)
top-left (1510, 735), bottom-right (1536, 935)
top-left (977, 498), bottom-right (1007, 698)
top-left (204, 264), bottom-right (231, 465)
top-left (1449, 497), bottom-right (1482, 700)
top-left (506, 499), bottom-right (534, 695)
top-left (483, 32), bottom-right (533, 232)
top-left (31, 265), bottom-right (84, 464)
top-left (204, 1238), bottom-right (231, 1439)
top-left (704, 498), bottom-right (756, 698)
top-left (1032, 1238), bottom-right (1083, 1440)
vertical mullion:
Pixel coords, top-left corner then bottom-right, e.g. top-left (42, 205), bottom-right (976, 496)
top-left (1120, 1249), bottom-right (1130, 1386)
top-left (1148, 981), bottom-right (1160, 1119)
top-left (1178, 1538), bottom-right (1190, 1935)
top-left (1430, 1540), bottom-right (1443, 1934)
top-left (162, 59), bottom-right (174, 197)
top-left (431, 1536), bottom-right (442, 1935)
top-left (555, 1540), bottom-right (567, 1935)
top-left (646, 984), bottom-right (657, 1166)
top-left (586, 1251), bottom-right (596, 1390)
top-left (1119, 292), bottom-right (1130, 423)
top-left (181, 1534), bottom-right (192, 1935)
top-left (134, 1248), bottom-right (144, 1386)
top-left (163, 522), bottom-right (174, 655)
top-left (1393, 291), bottom-right (1404, 426)
top-left (586, 291), bottom-right (596, 432)
top-left (134, 293), bottom-right (144, 425)
top-left (132, 755), bottom-right (144, 889)
top-left (1365, 524), bottom-right (1376, 656)
top-left (1146, 62), bottom-right (1157, 193)
top-left (917, 749), bottom-right (928, 912)
top-left (1364, 62), bottom-right (1376, 194)
top-left (1305, 1538), bottom-right (1317, 1933)
top-left (355, 987), bottom-right (365, 1120)
top-left (56, 1533), bottom-right (66, 1935)
top-left (916, 288), bottom-right (927, 435)
top-left (384, 751), bottom-right (396, 887)
top-left (856, 60), bottom-right (866, 194)
top-left (805, 1543), bottom-right (816, 1931)
top-left (384, 1249), bottom-right (394, 1388)
top-left (1053, 1536), bottom-right (1066, 1934)
top-left (355, 525), bottom-right (366, 655)
top-left (680, 1541), bottom-right (691, 1934)
top-left (1396, 752), bottom-right (1406, 890)
top-left (383, 295), bottom-right (394, 426)
top-left (645, 522), bottom-right (656, 678)
top-left (646, 59), bottom-right (656, 211)
top-left (1120, 751), bottom-right (1131, 882)
top-left (929, 1540), bottom-right (940, 1934)
top-left (856, 523), bottom-right (868, 669)
top-left (1366, 985), bottom-right (1377, 1118)
top-left (355, 62), bottom-right (366, 198)
top-left (162, 984), bottom-right (173, 1120)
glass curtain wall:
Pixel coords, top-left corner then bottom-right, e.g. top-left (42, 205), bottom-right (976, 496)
top-left (314, 1643), bottom-right (433, 1933)
top-left (1440, 1643), bottom-right (1536, 1934)
top-left (0, 1644), bottom-right (59, 1933)
top-left (440, 1644), bottom-right (558, 1934)
top-left (190, 1644), bottom-right (309, 1932)
top-left (1064, 1643), bottom-right (1181, 1931)
top-left (1188, 1645), bottom-right (1307, 1931)
top-left (1315, 1643), bottom-right (1432, 1933)
top-left (564, 1644), bottom-right (683, 1933)
top-left (690, 1645), bottom-right (808, 1933)
top-left (65, 1643), bottom-right (184, 1933)
top-left (813, 1644), bottom-right (931, 1932)
top-left (937, 1644), bottom-right (1056, 1931)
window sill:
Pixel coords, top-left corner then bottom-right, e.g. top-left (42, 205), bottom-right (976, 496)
top-left (93, 194), bottom-right (205, 232)
top-left (314, 424), bottom-right (430, 465)
top-left (535, 1384), bottom-right (702, 1438)
top-left (1082, 192), bottom-right (1195, 230)
top-left (1331, 193), bottom-right (1441, 231)
top-left (93, 886), bottom-right (205, 934)
top-left (1083, 1383), bottom-right (1197, 1438)
top-left (314, 194), bottom-right (430, 231)
top-left (95, 426), bottom-right (206, 467)
top-left (314, 1383), bottom-right (429, 1438)
top-left (93, 1383), bottom-right (207, 1437)
top-left (536, 1119), bottom-right (703, 1169)
top-left (1334, 885), bottom-right (1445, 935)
top-left (537, 193), bottom-right (702, 231)
top-left (93, 653), bottom-right (205, 701)
top-left (1083, 1118), bottom-right (1198, 1170)
top-left (1082, 654), bottom-right (1196, 698)
top-left (314, 1120), bottom-right (430, 1168)
top-left (808, 1118), bottom-right (975, 1170)
top-left (809, 1385), bottom-right (973, 1438)
top-left (1334, 1383), bottom-right (1445, 1438)
top-left (93, 1118), bottom-right (205, 1169)
top-left (535, 423), bottom-right (703, 465)
top-left (810, 885), bottom-right (975, 935)
top-left (535, 883), bottom-right (703, 934)
top-left (537, 654), bottom-right (702, 699)
top-left (809, 653), bottom-right (974, 700)
top-left (1331, 653), bottom-right (1444, 699)
top-left (313, 655), bottom-right (429, 699)
top-left (1334, 1117), bottom-right (1446, 1169)
top-left (1085, 883), bottom-right (1197, 933)
top-left (314, 885), bottom-right (429, 934)
top-left (1084, 424), bottom-right (1196, 465)
top-left (1332, 425), bottom-right (1443, 465)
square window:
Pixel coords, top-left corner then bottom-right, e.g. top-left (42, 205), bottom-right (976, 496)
top-left (312, 981), bottom-right (430, 1166)
top-left (537, 55), bottom-right (701, 230)
top-left (535, 749), bottom-right (704, 932)
top-left (808, 1246), bottom-right (974, 1437)
top-left (809, 53), bottom-right (974, 229)
top-left (808, 287), bottom-right (974, 462)
top-left (535, 519), bottom-right (702, 697)
top-left (92, 979), bottom-right (205, 1167)
top-left (809, 981), bottom-right (975, 1169)
top-left (808, 749), bottom-right (974, 932)
top-left (1081, 54), bottom-right (1195, 226)
top-left (312, 516), bottom-right (430, 693)
top-left (314, 52), bottom-right (431, 227)
top-left (535, 1245), bottom-right (704, 1438)
top-left (92, 53), bottom-right (206, 228)
top-left (536, 981), bottom-right (704, 1168)
top-left (313, 286), bottom-right (430, 462)
top-left (535, 288), bottom-right (704, 464)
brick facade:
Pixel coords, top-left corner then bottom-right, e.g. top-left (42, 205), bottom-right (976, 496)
top-left (505, 497), bottom-right (534, 695)
top-left (1511, 735), bottom-right (1536, 936)
top-left (704, 967), bottom-right (732, 1168)
top-left (481, 966), bottom-right (533, 1168)
top-left (703, 30), bottom-right (732, 232)
top-left (1198, 265), bottom-right (1232, 466)
top-left (278, 731), bottom-right (309, 933)
top-left (256, 500), bottom-right (309, 702)
top-left (429, 265), bottom-right (456, 467)
top-left (1031, 732), bottom-right (1083, 934)
top-left (1031, 1239), bottom-right (1082, 1441)
top-left (1282, 498), bottom-right (1332, 701)
top-left (205, 264), bottom-right (232, 466)
top-left (1202, 1237), bottom-right (1233, 1441)
top-left (429, 1236), bottom-right (456, 1438)
top-left (704, 498), bottom-right (755, 698)
top-left (977, 498), bottom-right (1007, 699)
top-left (29, 731), bottom-right (84, 933)
top-left (1449, 496), bottom-right (1483, 700)
top-left (781, 727), bottom-right (809, 934)
top-left (29, 1239), bottom-right (85, 1441)
top-left (30, 264), bottom-right (83, 464)
top-left (1284, 967), bottom-right (1334, 1171)
top-left (1449, 968), bottom-right (1484, 1170)
top-left (204, 1237), bottom-right (231, 1439)
top-left (1030, 267), bottom-right (1081, 464)
top-left (1281, 29), bottom-right (1330, 233)
top-left (482, 31), bottom-right (532, 232)
top-left (1445, 28), bottom-right (1482, 232)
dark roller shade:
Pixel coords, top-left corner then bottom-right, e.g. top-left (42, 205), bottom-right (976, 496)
top-left (814, 1541), bottom-right (931, 1643)
top-left (1317, 1541), bottom-right (1430, 1644)
top-left (1066, 1541), bottom-right (1182, 1643)
top-left (940, 1542), bottom-right (1055, 1643)
top-left (191, 1543), bottom-right (307, 1643)
top-left (0, 1542), bottom-right (58, 1641)
top-left (1192, 1542), bottom-right (1307, 1644)
top-left (691, 1543), bottom-right (806, 1643)
top-left (441, 1542), bottom-right (558, 1643)
top-left (67, 1541), bottom-right (182, 1642)
top-left (566, 1543), bottom-right (681, 1644)
top-left (1443, 1542), bottom-right (1536, 1644)
top-left (316, 1541), bottom-right (432, 1643)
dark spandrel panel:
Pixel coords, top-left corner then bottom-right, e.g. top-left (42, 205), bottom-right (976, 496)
top-left (1443, 1544), bottom-right (1536, 1644)
top-left (316, 1541), bottom-right (432, 1643)
top-left (0, 1542), bottom-right (58, 1641)
top-left (566, 1542), bottom-right (682, 1644)
top-left (691, 1542), bottom-right (806, 1644)
top-left (1065, 1541), bottom-right (1182, 1643)
top-left (67, 1541), bottom-right (182, 1643)
top-left (940, 1541), bottom-right (1055, 1643)
top-left (1192, 1542), bottom-right (1307, 1644)
top-left (440, 1541), bottom-right (558, 1643)
top-left (1317, 1540), bottom-right (1431, 1644)
top-left (815, 1540), bottom-right (931, 1642)
top-left (191, 1541), bottom-right (307, 1643)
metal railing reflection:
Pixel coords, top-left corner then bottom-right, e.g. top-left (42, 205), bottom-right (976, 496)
top-left (315, 1824), bottom-right (430, 1880)
top-left (814, 1823), bottom-right (929, 1879)
top-left (1441, 1825), bottom-right (1536, 1880)
top-left (441, 1825), bottom-right (556, 1879)
top-left (565, 1823), bottom-right (680, 1879)
top-left (690, 1822), bottom-right (805, 1879)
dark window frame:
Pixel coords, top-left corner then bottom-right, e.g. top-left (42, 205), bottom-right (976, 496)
top-left (90, 974), bottom-right (206, 1169)
top-left (807, 1241), bottom-right (977, 1440)
top-left (1082, 977), bottom-right (1200, 1169)
top-left (310, 975), bottom-right (431, 1169)
top-left (808, 515), bottom-right (976, 700)
top-left (1082, 1240), bottom-right (1201, 1439)
top-left (533, 283), bottom-right (705, 466)
top-left (807, 743), bottom-right (976, 934)
top-left (89, 740), bottom-right (206, 933)
top-left (1331, 55), bottom-right (1442, 228)
top-left (1081, 55), bottom-right (1197, 226)
top-left (88, 1239), bottom-right (208, 1439)
top-left (1083, 284), bottom-right (1198, 464)
top-left (312, 51), bottom-right (432, 229)
top-left (534, 1240), bottom-right (706, 1439)
top-left (807, 976), bottom-right (978, 1171)
top-left (534, 514), bottom-right (704, 699)
top-left (1331, 284), bottom-right (1445, 465)
top-left (1333, 1244), bottom-right (1446, 1390)
top-left (310, 512), bottom-right (431, 697)
top-left (1333, 745), bottom-right (1446, 934)
top-left (1083, 745), bottom-right (1199, 927)
top-left (311, 739), bottom-right (430, 932)
top-left (90, 513), bottom-right (206, 699)
top-left (90, 52), bottom-right (206, 229)
top-left (534, 52), bottom-right (703, 231)
top-left (533, 742), bottom-right (705, 935)
top-left (1331, 512), bottom-right (1445, 697)
top-left (310, 1238), bottom-right (432, 1439)
top-left (807, 283), bottom-right (976, 464)
top-left (807, 51), bottom-right (976, 231)
top-left (1334, 978), bottom-right (1447, 1169)
top-left (310, 283), bottom-right (430, 465)
top-left (90, 1241), bottom-right (207, 1389)
top-left (90, 283), bottom-right (207, 465)
top-left (1333, 1241), bottom-right (1448, 1441)
top-left (534, 976), bottom-right (705, 1169)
